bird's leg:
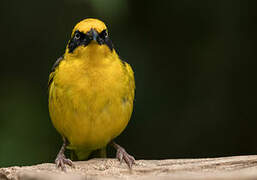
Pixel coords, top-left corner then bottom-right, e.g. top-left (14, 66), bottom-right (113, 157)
top-left (111, 141), bottom-right (135, 169)
top-left (55, 137), bottom-right (73, 171)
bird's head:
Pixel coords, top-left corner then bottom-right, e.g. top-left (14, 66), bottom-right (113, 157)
top-left (65, 18), bottom-right (114, 58)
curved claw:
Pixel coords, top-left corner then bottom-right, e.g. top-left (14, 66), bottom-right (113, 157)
top-left (115, 144), bottom-right (135, 169)
top-left (55, 154), bottom-right (73, 171)
top-left (55, 137), bottom-right (74, 171)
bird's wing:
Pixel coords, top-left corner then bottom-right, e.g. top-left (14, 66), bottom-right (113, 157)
top-left (48, 55), bottom-right (64, 88)
top-left (125, 62), bottom-right (135, 88)
top-left (122, 60), bottom-right (135, 99)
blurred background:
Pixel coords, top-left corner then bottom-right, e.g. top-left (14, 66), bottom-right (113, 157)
top-left (1, 0), bottom-right (257, 167)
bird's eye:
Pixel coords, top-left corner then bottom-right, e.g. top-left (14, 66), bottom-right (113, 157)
top-left (74, 32), bottom-right (81, 40)
top-left (100, 30), bottom-right (108, 39)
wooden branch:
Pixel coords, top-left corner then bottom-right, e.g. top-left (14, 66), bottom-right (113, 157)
top-left (1, 155), bottom-right (257, 180)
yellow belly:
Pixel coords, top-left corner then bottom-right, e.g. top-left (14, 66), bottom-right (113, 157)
top-left (48, 58), bottom-right (134, 152)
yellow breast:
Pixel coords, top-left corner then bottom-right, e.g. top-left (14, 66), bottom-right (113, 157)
top-left (48, 48), bottom-right (135, 151)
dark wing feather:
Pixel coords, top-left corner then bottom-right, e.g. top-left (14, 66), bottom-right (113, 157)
top-left (48, 55), bottom-right (63, 88)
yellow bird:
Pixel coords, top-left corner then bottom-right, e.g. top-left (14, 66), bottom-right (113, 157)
top-left (48, 18), bottom-right (135, 170)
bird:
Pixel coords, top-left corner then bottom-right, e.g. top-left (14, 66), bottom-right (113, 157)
top-left (48, 18), bottom-right (135, 170)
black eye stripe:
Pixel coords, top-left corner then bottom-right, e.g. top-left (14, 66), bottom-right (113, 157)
top-left (68, 29), bottom-right (113, 53)
top-left (99, 29), bottom-right (108, 39)
top-left (68, 30), bottom-right (91, 53)
top-left (98, 29), bottom-right (113, 51)
top-left (74, 31), bottom-right (89, 41)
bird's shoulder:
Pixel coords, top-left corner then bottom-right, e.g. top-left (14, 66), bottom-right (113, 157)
top-left (48, 55), bottom-right (64, 88)
top-left (121, 60), bottom-right (134, 77)
top-left (120, 59), bottom-right (135, 90)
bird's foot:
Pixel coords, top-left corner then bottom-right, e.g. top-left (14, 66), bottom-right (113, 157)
top-left (115, 144), bottom-right (135, 169)
top-left (55, 153), bottom-right (73, 171)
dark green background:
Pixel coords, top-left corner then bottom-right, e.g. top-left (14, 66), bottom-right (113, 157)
top-left (1, 0), bottom-right (257, 167)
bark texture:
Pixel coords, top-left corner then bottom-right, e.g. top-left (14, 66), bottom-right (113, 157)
top-left (1, 155), bottom-right (257, 180)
